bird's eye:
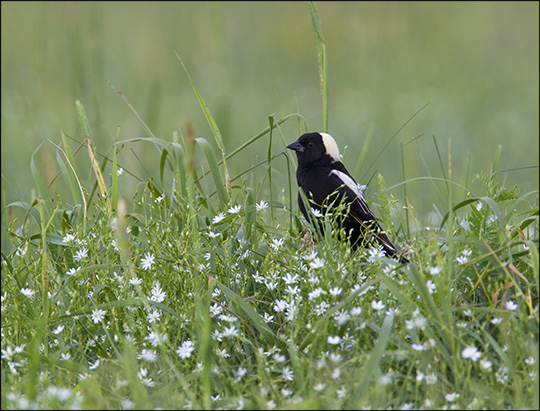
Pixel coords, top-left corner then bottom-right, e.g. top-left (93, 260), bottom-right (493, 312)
top-left (308, 142), bottom-right (314, 147)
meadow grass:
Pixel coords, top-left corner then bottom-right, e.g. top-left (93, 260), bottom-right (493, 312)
top-left (1, 4), bottom-right (539, 410)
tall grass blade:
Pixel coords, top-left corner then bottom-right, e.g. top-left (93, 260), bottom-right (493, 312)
top-left (111, 127), bottom-right (120, 212)
top-left (47, 139), bottom-right (88, 233)
top-left (195, 137), bottom-right (230, 206)
top-left (308, 1), bottom-right (328, 132)
top-left (30, 143), bottom-right (52, 212)
top-left (75, 100), bottom-right (92, 141)
top-left (353, 122), bottom-right (374, 176)
top-left (176, 52), bottom-right (231, 199)
top-left (87, 140), bottom-right (108, 198)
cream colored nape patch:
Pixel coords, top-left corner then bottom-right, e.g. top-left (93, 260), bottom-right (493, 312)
top-left (320, 133), bottom-right (340, 162)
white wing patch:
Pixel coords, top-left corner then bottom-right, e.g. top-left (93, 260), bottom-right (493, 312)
top-left (330, 169), bottom-right (364, 198)
top-left (320, 133), bottom-right (340, 162)
top-left (329, 169), bottom-right (371, 215)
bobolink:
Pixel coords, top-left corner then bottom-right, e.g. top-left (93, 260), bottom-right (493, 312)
top-left (287, 132), bottom-right (409, 263)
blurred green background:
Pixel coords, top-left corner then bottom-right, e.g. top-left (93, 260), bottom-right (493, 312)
top-left (1, 2), bottom-right (538, 226)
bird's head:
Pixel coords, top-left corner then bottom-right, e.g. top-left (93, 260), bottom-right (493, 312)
top-left (287, 132), bottom-right (340, 164)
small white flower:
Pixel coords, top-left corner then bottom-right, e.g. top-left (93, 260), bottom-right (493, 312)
top-left (206, 231), bottom-right (221, 238)
top-left (285, 285), bottom-right (300, 295)
top-left (490, 317), bottom-right (503, 325)
top-left (350, 306), bottom-right (362, 316)
top-left (334, 310), bottom-right (350, 326)
top-left (445, 392), bottom-right (460, 402)
top-left (285, 301), bottom-right (297, 321)
top-left (138, 348), bottom-right (157, 362)
top-left (371, 300), bottom-right (385, 310)
top-left (426, 280), bottom-right (436, 294)
top-left (329, 286), bottom-right (342, 296)
top-left (303, 251), bottom-right (318, 261)
top-left (274, 299), bottom-right (288, 313)
top-left (378, 373), bottom-right (393, 386)
top-left (331, 367), bottom-right (341, 379)
top-left (177, 340), bottom-right (195, 359)
top-left (213, 212), bottom-right (226, 224)
top-left (263, 312), bottom-right (274, 323)
top-left (129, 277), bottom-right (142, 285)
top-left (281, 367), bottom-right (294, 381)
top-left (66, 267), bottom-right (80, 276)
top-left (273, 353), bottom-right (286, 363)
top-left (90, 308), bottom-right (107, 324)
top-left (480, 360), bottom-right (492, 370)
top-left (21, 288), bottom-right (35, 300)
top-left (309, 257), bottom-right (325, 269)
top-left (53, 325), bottom-right (65, 335)
top-left (310, 207), bottom-right (323, 218)
top-left (337, 387), bottom-right (348, 399)
top-left (329, 353), bottom-right (342, 363)
top-left (74, 247), bottom-right (88, 262)
top-left (147, 308), bottom-right (161, 323)
top-left (429, 266), bottom-right (442, 276)
top-left (505, 300), bottom-right (518, 311)
top-left (228, 204), bottom-right (242, 214)
top-left (256, 201), bottom-right (268, 212)
top-left (210, 303), bottom-right (223, 317)
top-left (218, 313), bottom-right (238, 323)
top-left (236, 367), bottom-right (247, 380)
top-left (314, 301), bottom-right (329, 316)
top-left (314, 382), bottom-right (326, 391)
top-left (270, 238), bottom-right (284, 250)
top-left (89, 359), bottom-right (100, 370)
top-left (461, 346), bottom-right (481, 362)
top-left (149, 281), bottom-right (166, 303)
top-left (140, 252), bottom-right (155, 270)
top-left (117, 167), bottom-right (124, 176)
top-left (406, 313), bottom-right (427, 330)
top-left (411, 343), bottom-right (428, 351)
top-left (457, 249), bottom-right (472, 264)
top-left (367, 245), bottom-right (385, 263)
top-left (222, 325), bottom-right (239, 338)
top-left (327, 335), bottom-right (341, 345)
top-left (425, 373), bottom-right (438, 384)
top-left (146, 331), bottom-right (168, 347)
top-left (460, 219), bottom-right (470, 231)
top-left (63, 233), bottom-right (76, 244)
top-left (282, 272), bottom-right (300, 284)
top-left (155, 194), bottom-right (165, 203)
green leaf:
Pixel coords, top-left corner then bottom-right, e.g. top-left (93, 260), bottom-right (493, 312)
top-left (195, 137), bottom-right (230, 206)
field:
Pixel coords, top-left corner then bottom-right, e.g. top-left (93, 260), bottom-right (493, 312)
top-left (1, 2), bottom-right (539, 409)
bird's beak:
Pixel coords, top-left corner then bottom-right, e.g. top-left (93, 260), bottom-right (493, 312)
top-left (287, 141), bottom-right (304, 152)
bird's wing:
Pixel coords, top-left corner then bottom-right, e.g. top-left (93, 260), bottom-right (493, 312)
top-left (328, 167), bottom-right (398, 254)
top-left (328, 168), bottom-right (376, 220)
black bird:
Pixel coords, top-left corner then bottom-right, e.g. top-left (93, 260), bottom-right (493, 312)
top-left (287, 132), bottom-right (409, 263)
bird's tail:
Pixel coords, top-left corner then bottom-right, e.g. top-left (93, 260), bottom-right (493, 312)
top-left (375, 231), bottom-right (409, 264)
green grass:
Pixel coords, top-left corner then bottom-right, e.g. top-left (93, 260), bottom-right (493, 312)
top-left (1, 3), bottom-right (539, 410)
